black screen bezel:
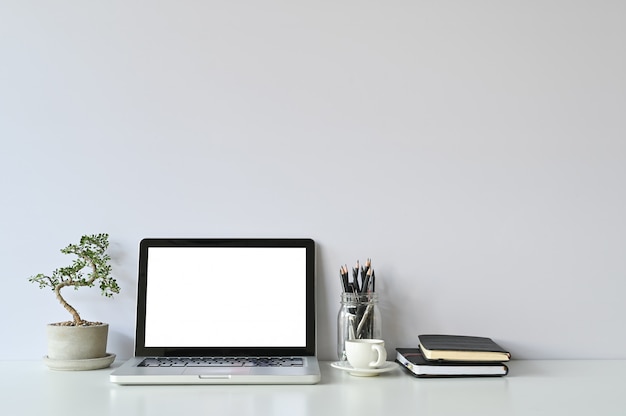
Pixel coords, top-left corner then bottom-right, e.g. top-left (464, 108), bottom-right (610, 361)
top-left (134, 238), bottom-right (316, 357)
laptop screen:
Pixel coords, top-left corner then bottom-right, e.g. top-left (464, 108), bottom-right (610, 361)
top-left (134, 239), bottom-right (316, 357)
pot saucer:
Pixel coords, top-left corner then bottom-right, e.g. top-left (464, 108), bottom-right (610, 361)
top-left (330, 360), bottom-right (399, 377)
top-left (43, 353), bottom-right (116, 371)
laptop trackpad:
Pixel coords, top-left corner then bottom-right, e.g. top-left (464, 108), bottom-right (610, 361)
top-left (183, 367), bottom-right (252, 376)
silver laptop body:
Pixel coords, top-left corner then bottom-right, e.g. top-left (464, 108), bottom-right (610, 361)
top-left (110, 238), bottom-right (320, 385)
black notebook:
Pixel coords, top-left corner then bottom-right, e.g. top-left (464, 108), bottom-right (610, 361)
top-left (396, 348), bottom-right (509, 377)
top-left (418, 334), bottom-right (511, 362)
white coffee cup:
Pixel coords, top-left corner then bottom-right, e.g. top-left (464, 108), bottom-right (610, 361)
top-left (345, 339), bottom-right (387, 369)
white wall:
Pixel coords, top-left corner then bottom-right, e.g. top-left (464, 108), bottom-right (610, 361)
top-left (2, 1), bottom-right (624, 360)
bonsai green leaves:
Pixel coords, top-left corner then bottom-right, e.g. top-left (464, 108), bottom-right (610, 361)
top-left (29, 233), bottom-right (120, 326)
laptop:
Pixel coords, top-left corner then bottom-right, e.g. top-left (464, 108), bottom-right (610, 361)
top-left (110, 238), bottom-right (321, 385)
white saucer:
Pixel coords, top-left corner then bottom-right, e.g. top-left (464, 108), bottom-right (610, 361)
top-left (330, 361), bottom-right (399, 377)
top-left (43, 353), bottom-right (116, 371)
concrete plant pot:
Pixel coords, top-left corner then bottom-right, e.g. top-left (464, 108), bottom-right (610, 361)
top-left (43, 323), bottom-right (115, 370)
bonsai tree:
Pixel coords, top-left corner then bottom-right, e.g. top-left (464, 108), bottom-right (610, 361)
top-left (29, 233), bottom-right (120, 326)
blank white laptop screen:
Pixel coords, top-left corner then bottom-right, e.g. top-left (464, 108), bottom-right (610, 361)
top-left (144, 246), bottom-right (307, 348)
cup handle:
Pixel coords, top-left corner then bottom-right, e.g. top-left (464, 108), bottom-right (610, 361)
top-left (369, 344), bottom-right (387, 367)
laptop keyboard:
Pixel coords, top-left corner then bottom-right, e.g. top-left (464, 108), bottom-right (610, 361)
top-left (138, 357), bottom-right (304, 368)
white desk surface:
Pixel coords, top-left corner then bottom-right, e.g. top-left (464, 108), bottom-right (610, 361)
top-left (2, 359), bottom-right (625, 416)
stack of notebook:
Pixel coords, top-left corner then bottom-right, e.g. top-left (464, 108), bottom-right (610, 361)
top-left (396, 334), bottom-right (511, 378)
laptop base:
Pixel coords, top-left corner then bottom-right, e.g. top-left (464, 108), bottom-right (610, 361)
top-left (110, 357), bottom-right (321, 385)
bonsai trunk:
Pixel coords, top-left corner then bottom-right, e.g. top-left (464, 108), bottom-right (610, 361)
top-left (54, 283), bottom-right (83, 325)
top-left (53, 259), bottom-right (100, 326)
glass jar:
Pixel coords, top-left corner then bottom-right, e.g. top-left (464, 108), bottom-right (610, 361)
top-left (337, 292), bottom-right (382, 361)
